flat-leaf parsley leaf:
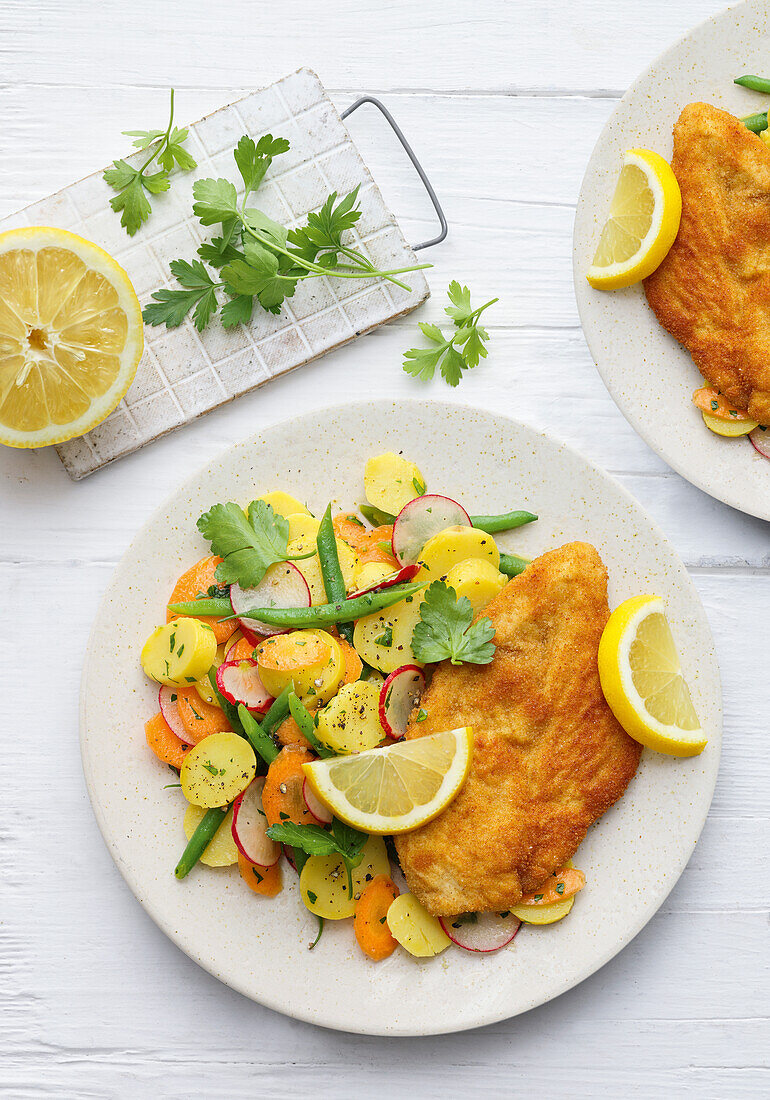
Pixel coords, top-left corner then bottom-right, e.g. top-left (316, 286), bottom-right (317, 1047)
top-left (411, 580), bottom-right (496, 665)
top-left (403, 281), bottom-right (498, 387)
top-left (197, 499), bottom-right (316, 589)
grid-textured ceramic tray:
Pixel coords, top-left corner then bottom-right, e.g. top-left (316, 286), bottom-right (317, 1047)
top-left (0, 69), bottom-right (429, 478)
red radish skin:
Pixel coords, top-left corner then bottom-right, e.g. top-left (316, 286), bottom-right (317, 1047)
top-left (303, 778), bottom-right (333, 824)
top-left (392, 495), bottom-right (471, 565)
top-left (350, 563), bottom-right (420, 598)
top-left (232, 778), bottom-right (281, 867)
top-left (439, 912), bottom-right (521, 953)
top-left (158, 686), bottom-right (194, 745)
top-left (749, 426), bottom-right (770, 460)
top-left (379, 665), bottom-right (426, 739)
top-left (230, 563), bottom-right (311, 638)
top-left (216, 660), bottom-right (273, 714)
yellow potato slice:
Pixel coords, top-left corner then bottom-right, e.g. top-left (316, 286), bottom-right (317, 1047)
top-left (353, 593), bottom-right (425, 674)
top-left (141, 617), bottom-right (217, 686)
top-left (418, 526), bottom-right (499, 580)
top-left (316, 681), bottom-right (384, 753)
top-left (257, 491), bottom-right (310, 518)
top-left (386, 893), bottom-right (451, 957)
top-left (194, 641), bottom-right (228, 708)
top-left (183, 804), bottom-right (238, 867)
top-left (180, 732), bottom-right (256, 808)
top-left (299, 835), bottom-right (390, 918)
top-left (509, 895), bottom-right (575, 925)
top-left (287, 512), bottom-right (358, 603)
top-left (255, 629), bottom-right (332, 702)
top-left (364, 452), bottom-right (425, 516)
top-left (444, 558), bottom-right (506, 614)
top-left (353, 560), bottom-right (398, 590)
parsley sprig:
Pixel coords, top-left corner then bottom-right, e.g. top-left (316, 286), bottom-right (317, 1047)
top-left (143, 133), bottom-right (431, 331)
top-left (266, 818), bottom-right (367, 897)
top-left (103, 89), bottom-right (196, 236)
top-left (411, 580), bottom-right (496, 665)
top-left (403, 281), bottom-right (498, 386)
top-left (197, 499), bottom-right (316, 589)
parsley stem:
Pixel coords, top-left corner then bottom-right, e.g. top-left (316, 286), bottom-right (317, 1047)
top-left (138, 88), bottom-right (176, 176)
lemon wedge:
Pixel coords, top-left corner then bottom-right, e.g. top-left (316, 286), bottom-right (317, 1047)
top-left (303, 727), bottom-right (473, 834)
top-left (598, 595), bottom-right (706, 757)
top-left (0, 226), bottom-right (143, 448)
top-left (586, 149), bottom-right (682, 290)
top-left (701, 412), bottom-right (758, 437)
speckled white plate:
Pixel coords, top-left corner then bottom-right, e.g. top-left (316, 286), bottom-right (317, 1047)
top-left (80, 400), bottom-right (721, 1035)
top-left (574, 0), bottom-right (770, 522)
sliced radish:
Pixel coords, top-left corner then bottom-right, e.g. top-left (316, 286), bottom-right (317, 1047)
top-left (350, 563), bottom-right (420, 598)
top-left (439, 912), bottom-right (521, 953)
top-left (216, 659), bottom-right (273, 714)
top-left (158, 686), bottom-right (194, 746)
top-left (392, 494), bottom-right (471, 565)
top-left (283, 845), bottom-right (298, 873)
top-left (232, 777), bottom-right (281, 867)
top-left (379, 665), bottom-right (426, 739)
top-left (749, 426), bottom-right (770, 460)
top-left (230, 562), bottom-right (311, 638)
top-left (303, 778), bottom-right (333, 824)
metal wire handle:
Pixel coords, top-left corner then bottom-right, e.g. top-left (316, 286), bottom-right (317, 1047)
top-left (341, 95), bottom-right (448, 252)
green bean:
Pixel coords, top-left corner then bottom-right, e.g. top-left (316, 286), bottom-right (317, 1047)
top-left (238, 704), bottom-right (280, 766)
top-left (174, 805), bottom-right (228, 879)
top-left (735, 74), bottom-right (770, 94)
top-left (236, 580), bottom-right (427, 629)
top-left (168, 596), bottom-right (231, 617)
top-left (359, 503), bottom-right (396, 526)
top-left (316, 505), bottom-right (353, 644)
top-left (499, 552), bottom-right (530, 577)
top-left (288, 692), bottom-right (334, 758)
top-left (741, 111), bottom-right (769, 134)
top-left (260, 684), bottom-right (293, 739)
top-left (470, 510), bottom-right (537, 534)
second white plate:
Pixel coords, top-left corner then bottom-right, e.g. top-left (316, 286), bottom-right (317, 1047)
top-left (574, 0), bottom-right (770, 522)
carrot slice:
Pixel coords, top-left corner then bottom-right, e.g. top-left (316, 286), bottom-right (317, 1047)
top-left (276, 716), bottom-right (312, 751)
top-left (354, 874), bottom-right (400, 961)
top-left (226, 636), bottom-right (255, 662)
top-left (334, 513), bottom-right (398, 568)
top-left (692, 387), bottom-right (752, 421)
top-left (145, 712), bottom-right (190, 770)
top-left (167, 555), bottom-right (237, 644)
top-left (238, 851), bottom-right (283, 897)
top-left (176, 685), bottom-right (231, 743)
top-left (520, 866), bottom-right (586, 906)
top-left (262, 746), bottom-right (316, 827)
top-left (338, 637), bottom-right (363, 684)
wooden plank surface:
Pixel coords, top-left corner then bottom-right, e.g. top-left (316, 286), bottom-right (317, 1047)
top-left (0, 0), bottom-right (767, 1096)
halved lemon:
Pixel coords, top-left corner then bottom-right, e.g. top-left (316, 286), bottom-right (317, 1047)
top-left (303, 726), bottom-right (473, 834)
top-left (0, 226), bottom-right (143, 448)
top-left (598, 595), bottom-right (706, 757)
top-left (586, 149), bottom-right (682, 290)
top-left (701, 412), bottom-right (758, 437)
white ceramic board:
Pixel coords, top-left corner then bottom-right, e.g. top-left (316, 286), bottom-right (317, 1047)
top-left (574, 0), bottom-right (770, 522)
top-left (79, 399), bottom-right (721, 1036)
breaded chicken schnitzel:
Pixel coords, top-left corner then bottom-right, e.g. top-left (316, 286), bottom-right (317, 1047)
top-left (395, 542), bottom-right (641, 916)
top-left (644, 102), bottom-right (770, 424)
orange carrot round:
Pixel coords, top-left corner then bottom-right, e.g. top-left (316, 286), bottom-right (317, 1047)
top-left (520, 865), bottom-right (586, 906)
top-left (145, 712), bottom-right (190, 770)
top-left (176, 685), bottom-right (231, 743)
top-left (276, 716), bottom-right (312, 751)
top-left (692, 387), bottom-right (752, 422)
top-left (226, 635), bottom-right (255, 662)
top-left (338, 637), bottom-right (363, 684)
top-left (167, 555), bottom-right (237, 644)
top-left (238, 851), bottom-right (283, 897)
top-left (334, 513), bottom-right (397, 568)
top-left (354, 874), bottom-right (400, 961)
top-left (262, 746), bottom-right (316, 827)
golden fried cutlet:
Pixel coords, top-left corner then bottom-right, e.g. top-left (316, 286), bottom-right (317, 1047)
top-left (644, 102), bottom-right (770, 423)
top-left (395, 542), bottom-right (641, 916)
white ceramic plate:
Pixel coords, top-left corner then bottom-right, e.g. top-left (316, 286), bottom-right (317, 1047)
top-left (81, 400), bottom-right (721, 1035)
top-left (574, 0), bottom-right (770, 522)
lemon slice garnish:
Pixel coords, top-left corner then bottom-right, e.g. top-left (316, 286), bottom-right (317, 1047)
top-left (0, 226), bottom-right (143, 448)
top-left (303, 727), bottom-right (473, 834)
top-left (598, 595), bottom-right (706, 757)
top-left (586, 149), bottom-right (682, 290)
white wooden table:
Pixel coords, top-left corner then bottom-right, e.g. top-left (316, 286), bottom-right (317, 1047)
top-left (2, 1), bottom-right (768, 1095)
